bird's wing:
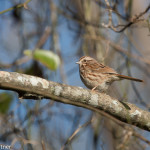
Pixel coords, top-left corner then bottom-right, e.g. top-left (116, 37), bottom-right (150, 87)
top-left (89, 62), bottom-right (117, 74)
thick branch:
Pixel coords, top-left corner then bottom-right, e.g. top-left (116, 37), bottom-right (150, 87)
top-left (0, 71), bottom-right (150, 131)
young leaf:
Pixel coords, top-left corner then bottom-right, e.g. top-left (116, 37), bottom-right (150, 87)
top-left (24, 49), bottom-right (60, 70)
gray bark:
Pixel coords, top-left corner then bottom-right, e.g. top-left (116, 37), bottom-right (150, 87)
top-left (0, 71), bottom-right (150, 131)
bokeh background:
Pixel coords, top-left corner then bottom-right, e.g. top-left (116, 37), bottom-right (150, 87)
top-left (0, 0), bottom-right (150, 150)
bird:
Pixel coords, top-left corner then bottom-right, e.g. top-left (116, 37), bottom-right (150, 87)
top-left (76, 56), bottom-right (143, 92)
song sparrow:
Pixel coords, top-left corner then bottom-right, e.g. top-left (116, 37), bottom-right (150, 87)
top-left (76, 56), bottom-right (143, 92)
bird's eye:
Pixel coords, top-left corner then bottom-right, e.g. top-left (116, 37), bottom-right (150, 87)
top-left (83, 59), bottom-right (87, 63)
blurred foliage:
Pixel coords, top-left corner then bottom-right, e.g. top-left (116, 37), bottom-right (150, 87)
top-left (0, 93), bottom-right (12, 114)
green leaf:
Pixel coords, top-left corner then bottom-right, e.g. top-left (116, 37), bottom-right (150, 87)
top-left (0, 93), bottom-right (12, 114)
top-left (24, 49), bottom-right (60, 70)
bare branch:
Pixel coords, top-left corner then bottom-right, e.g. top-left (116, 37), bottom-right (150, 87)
top-left (0, 71), bottom-right (150, 131)
top-left (84, 34), bottom-right (150, 66)
top-left (0, 0), bottom-right (31, 15)
top-left (102, 4), bottom-right (150, 32)
top-left (59, 2), bottom-right (150, 33)
top-left (61, 119), bottom-right (92, 150)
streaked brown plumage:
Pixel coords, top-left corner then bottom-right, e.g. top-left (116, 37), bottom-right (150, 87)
top-left (76, 56), bottom-right (143, 92)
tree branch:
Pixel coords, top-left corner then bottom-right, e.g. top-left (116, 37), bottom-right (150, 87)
top-left (0, 71), bottom-right (149, 131)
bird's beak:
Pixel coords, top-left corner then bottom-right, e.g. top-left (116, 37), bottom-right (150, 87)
top-left (76, 61), bottom-right (80, 64)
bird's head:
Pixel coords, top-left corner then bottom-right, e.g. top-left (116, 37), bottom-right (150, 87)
top-left (76, 56), bottom-right (95, 66)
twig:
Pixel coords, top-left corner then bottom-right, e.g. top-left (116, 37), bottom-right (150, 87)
top-left (84, 34), bottom-right (150, 66)
top-left (61, 119), bottom-right (92, 150)
top-left (133, 132), bottom-right (150, 145)
top-left (59, 2), bottom-right (150, 33)
top-left (0, 0), bottom-right (31, 14)
top-left (0, 26), bottom-right (51, 69)
top-left (41, 140), bottom-right (46, 150)
top-left (101, 4), bottom-right (150, 32)
top-left (35, 26), bottom-right (51, 49)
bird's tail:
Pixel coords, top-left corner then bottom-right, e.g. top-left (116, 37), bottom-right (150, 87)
top-left (116, 74), bottom-right (143, 82)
